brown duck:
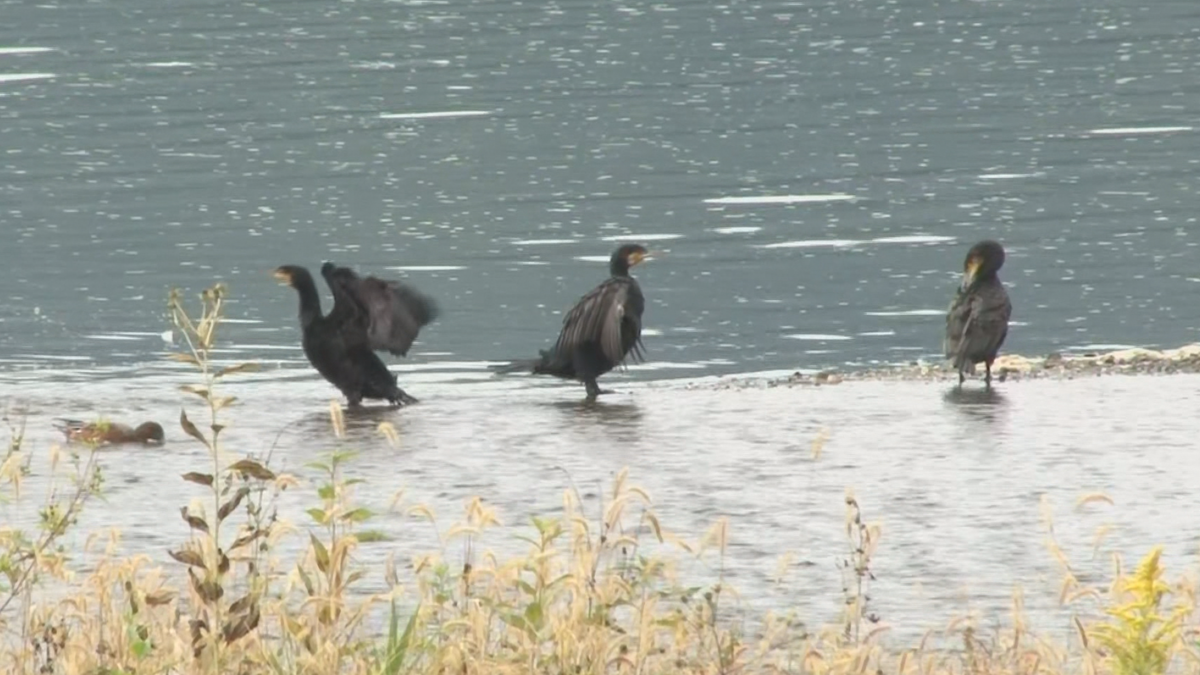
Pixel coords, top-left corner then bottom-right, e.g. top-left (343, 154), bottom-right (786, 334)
top-left (54, 419), bottom-right (165, 446)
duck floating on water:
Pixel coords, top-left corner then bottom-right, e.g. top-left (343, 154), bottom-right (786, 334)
top-left (54, 419), bottom-right (165, 446)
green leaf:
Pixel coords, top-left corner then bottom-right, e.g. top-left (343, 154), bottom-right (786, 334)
top-left (382, 600), bottom-right (418, 675)
top-left (131, 639), bottom-right (150, 659)
top-left (499, 611), bottom-right (530, 635)
top-left (524, 600), bottom-right (544, 634)
top-left (317, 484), bottom-right (335, 501)
top-left (181, 472), bottom-right (214, 487)
top-left (178, 409), bottom-right (209, 447)
top-left (546, 573), bottom-right (572, 591)
top-left (306, 508), bottom-right (327, 525)
top-left (310, 534), bottom-right (330, 574)
top-left (354, 530), bottom-right (389, 543)
top-left (226, 459), bottom-right (275, 481)
top-left (342, 507), bottom-right (374, 523)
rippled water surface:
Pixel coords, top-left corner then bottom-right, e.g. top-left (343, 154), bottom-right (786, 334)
top-left (5, 371), bottom-right (1200, 640)
top-left (3, 0), bottom-right (1200, 640)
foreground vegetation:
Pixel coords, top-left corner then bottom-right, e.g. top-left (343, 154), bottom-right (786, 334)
top-left (1, 283), bottom-right (1198, 675)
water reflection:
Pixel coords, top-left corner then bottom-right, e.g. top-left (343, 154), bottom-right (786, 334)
top-left (3, 370), bottom-right (1200, 644)
top-left (941, 386), bottom-right (1010, 429)
top-left (547, 398), bottom-right (646, 447)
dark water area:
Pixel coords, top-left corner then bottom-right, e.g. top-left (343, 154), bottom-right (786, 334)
top-left (2, 0), bottom-right (1200, 644)
top-left (3, 0), bottom-right (1200, 373)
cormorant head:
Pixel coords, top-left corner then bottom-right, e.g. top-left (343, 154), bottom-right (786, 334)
top-left (135, 421), bottom-right (165, 445)
top-left (272, 265), bottom-right (306, 287)
top-left (610, 243), bottom-right (651, 276)
top-left (320, 261), bottom-right (336, 277)
top-left (961, 240), bottom-right (1006, 290)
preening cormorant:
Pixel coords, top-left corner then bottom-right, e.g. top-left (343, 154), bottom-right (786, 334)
top-left (273, 263), bottom-right (438, 406)
top-left (495, 244), bottom-right (652, 401)
top-left (944, 240), bottom-right (1012, 387)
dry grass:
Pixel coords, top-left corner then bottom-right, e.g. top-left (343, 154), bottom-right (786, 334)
top-left (0, 282), bottom-right (1198, 675)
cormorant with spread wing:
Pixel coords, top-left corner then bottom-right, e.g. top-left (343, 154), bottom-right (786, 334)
top-left (495, 244), bottom-right (652, 400)
top-left (273, 262), bottom-right (438, 406)
top-left (944, 240), bottom-right (1012, 387)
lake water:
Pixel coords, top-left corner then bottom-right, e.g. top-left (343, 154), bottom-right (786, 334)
top-left (2, 0), bottom-right (1199, 643)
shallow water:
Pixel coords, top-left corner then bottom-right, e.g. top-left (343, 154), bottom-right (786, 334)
top-left (3, 0), bottom-right (1200, 645)
top-left (4, 368), bottom-right (1199, 642)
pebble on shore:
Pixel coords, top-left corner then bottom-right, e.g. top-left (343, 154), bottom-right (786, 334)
top-left (707, 342), bottom-right (1200, 390)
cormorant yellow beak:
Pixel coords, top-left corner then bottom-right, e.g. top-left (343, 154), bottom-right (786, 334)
top-left (272, 268), bottom-right (293, 286)
top-left (631, 250), bottom-right (661, 266)
top-left (961, 256), bottom-right (981, 290)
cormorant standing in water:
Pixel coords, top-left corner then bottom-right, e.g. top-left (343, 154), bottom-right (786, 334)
top-left (495, 244), bottom-right (651, 401)
top-left (273, 262), bottom-right (438, 406)
top-left (944, 240), bottom-right (1012, 387)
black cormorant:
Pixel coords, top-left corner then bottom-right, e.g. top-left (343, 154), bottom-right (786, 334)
top-left (495, 244), bottom-right (651, 401)
top-left (273, 263), bottom-right (438, 406)
top-left (944, 240), bottom-right (1012, 387)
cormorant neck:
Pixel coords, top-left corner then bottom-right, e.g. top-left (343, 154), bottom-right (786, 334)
top-left (292, 272), bottom-right (324, 326)
top-left (609, 261), bottom-right (631, 277)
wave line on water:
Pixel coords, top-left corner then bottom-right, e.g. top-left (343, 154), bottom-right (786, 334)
top-left (1086, 126), bottom-right (1193, 136)
top-left (759, 234), bottom-right (954, 249)
top-left (864, 309), bottom-right (944, 317)
top-left (977, 172), bottom-right (1046, 180)
top-left (511, 239), bottom-right (578, 246)
top-left (83, 334), bottom-right (148, 342)
top-left (0, 73), bottom-right (56, 84)
top-left (784, 333), bottom-right (853, 341)
top-left (704, 194), bottom-right (856, 206)
top-left (0, 47), bottom-right (53, 55)
top-left (599, 233), bottom-right (683, 242)
top-left (379, 110), bottom-right (492, 120)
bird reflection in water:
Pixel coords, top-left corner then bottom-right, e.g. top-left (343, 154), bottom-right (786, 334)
top-left (291, 403), bottom-right (404, 440)
top-left (547, 398), bottom-right (646, 447)
top-left (942, 385), bottom-right (1009, 427)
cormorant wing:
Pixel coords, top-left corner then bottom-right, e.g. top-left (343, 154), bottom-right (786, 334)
top-left (553, 277), bottom-right (644, 367)
top-left (321, 264), bottom-right (371, 350)
top-left (324, 265), bottom-right (439, 356)
top-left (945, 284), bottom-right (1011, 366)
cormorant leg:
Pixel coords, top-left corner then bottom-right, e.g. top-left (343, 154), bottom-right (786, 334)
top-left (984, 361), bottom-right (993, 388)
top-left (584, 379), bottom-right (601, 401)
top-left (346, 394), bottom-right (364, 408)
top-left (957, 369), bottom-right (965, 387)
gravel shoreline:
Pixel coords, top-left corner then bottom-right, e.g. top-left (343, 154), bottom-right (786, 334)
top-left (706, 343), bottom-right (1200, 389)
